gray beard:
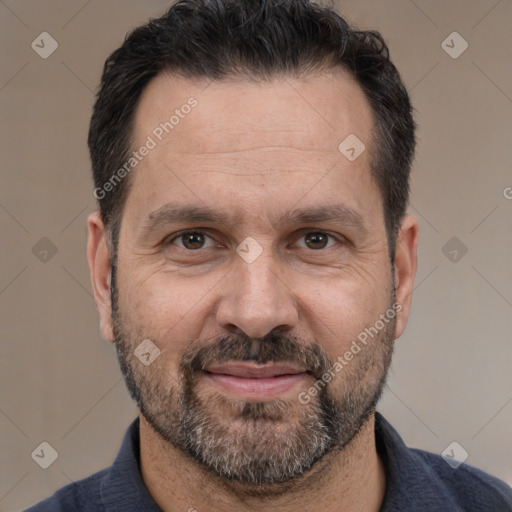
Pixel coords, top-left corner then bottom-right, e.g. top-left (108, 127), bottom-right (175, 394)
top-left (112, 288), bottom-right (395, 490)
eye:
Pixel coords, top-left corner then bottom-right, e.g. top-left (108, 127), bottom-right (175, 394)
top-left (295, 231), bottom-right (338, 250)
top-left (168, 230), bottom-right (217, 250)
top-left (164, 230), bottom-right (342, 252)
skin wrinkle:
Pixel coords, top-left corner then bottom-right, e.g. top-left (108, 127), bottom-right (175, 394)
top-left (88, 69), bottom-right (418, 512)
top-left (130, 231), bottom-right (381, 277)
top-left (168, 146), bottom-right (337, 155)
top-left (161, 153), bottom-right (344, 178)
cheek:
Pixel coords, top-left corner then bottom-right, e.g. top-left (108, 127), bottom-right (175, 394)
top-left (300, 276), bottom-right (391, 356)
top-left (117, 268), bottom-right (214, 352)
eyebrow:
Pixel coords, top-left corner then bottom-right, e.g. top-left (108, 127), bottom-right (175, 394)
top-left (138, 201), bottom-right (368, 239)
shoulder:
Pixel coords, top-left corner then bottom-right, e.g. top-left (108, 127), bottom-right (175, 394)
top-left (23, 468), bottom-right (109, 512)
top-left (375, 412), bottom-right (512, 511)
top-left (410, 448), bottom-right (512, 510)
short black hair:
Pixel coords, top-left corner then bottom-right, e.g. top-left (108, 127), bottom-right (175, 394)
top-left (88, 0), bottom-right (415, 262)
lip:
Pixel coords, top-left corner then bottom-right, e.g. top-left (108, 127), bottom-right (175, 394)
top-left (202, 363), bottom-right (309, 398)
top-left (204, 363), bottom-right (306, 378)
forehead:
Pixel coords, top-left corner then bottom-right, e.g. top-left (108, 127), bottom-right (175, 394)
top-left (123, 69), bottom-right (382, 234)
top-left (133, 69), bottom-right (374, 155)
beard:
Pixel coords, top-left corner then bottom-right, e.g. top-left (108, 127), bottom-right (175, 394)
top-left (111, 274), bottom-right (396, 491)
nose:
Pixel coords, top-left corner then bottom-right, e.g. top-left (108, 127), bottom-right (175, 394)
top-left (215, 249), bottom-right (299, 339)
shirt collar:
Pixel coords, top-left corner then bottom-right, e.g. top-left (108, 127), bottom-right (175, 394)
top-left (375, 411), bottom-right (459, 511)
top-left (98, 412), bottom-right (457, 511)
top-left (99, 416), bottom-right (163, 511)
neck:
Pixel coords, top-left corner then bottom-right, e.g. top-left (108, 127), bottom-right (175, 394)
top-left (139, 412), bottom-right (387, 512)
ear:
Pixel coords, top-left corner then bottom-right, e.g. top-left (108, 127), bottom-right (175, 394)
top-left (393, 214), bottom-right (418, 340)
top-left (87, 211), bottom-right (115, 343)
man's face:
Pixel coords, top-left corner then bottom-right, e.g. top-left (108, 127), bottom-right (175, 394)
top-left (107, 69), bottom-right (402, 487)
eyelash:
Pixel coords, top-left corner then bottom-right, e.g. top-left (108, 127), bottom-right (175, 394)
top-left (164, 229), bottom-right (344, 251)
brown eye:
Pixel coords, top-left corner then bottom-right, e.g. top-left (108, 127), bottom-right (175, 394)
top-left (182, 232), bottom-right (204, 249)
top-left (295, 232), bottom-right (337, 250)
top-left (304, 232), bottom-right (330, 249)
top-left (170, 231), bottom-right (215, 250)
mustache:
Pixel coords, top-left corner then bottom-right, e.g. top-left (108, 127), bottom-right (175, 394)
top-left (181, 331), bottom-right (334, 380)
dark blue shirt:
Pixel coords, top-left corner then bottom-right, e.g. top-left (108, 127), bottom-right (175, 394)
top-left (24, 412), bottom-right (512, 511)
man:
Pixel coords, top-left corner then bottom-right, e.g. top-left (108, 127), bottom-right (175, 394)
top-left (26, 0), bottom-right (512, 511)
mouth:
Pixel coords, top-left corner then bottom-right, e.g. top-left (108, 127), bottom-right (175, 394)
top-left (201, 363), bottom-right (310, 399)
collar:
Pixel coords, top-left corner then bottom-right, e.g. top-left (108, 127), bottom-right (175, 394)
top-left (99, 416), bottom-right (163, 511)
top-left (375, 411), bottom-right (460, 511)
top-left (98, 412), bottom-right (459, 511)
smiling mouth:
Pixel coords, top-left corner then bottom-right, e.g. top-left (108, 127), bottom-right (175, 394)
top-left (201, 362), bottom-right (310, 398)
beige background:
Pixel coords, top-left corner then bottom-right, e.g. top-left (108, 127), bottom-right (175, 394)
top-left (1, 0), bottom-right (511, 510)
